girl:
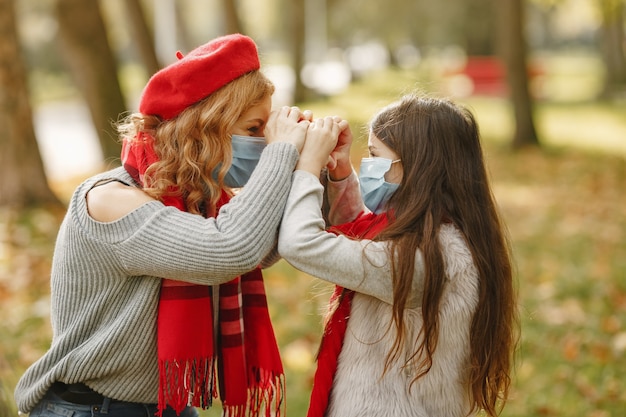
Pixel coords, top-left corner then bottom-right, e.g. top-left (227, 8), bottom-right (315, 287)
top-left (279, 94), bottom-right (517, 416)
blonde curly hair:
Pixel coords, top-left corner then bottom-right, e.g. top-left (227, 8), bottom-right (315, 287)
top-left (117, 70), bottom-right (275, 215)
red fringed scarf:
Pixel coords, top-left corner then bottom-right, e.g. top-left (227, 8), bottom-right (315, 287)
top-left (306, 212), bottom-right (390, 417)
top-left (121, 132), bottom-right (284, 417)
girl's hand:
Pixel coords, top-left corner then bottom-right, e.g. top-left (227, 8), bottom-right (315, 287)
top-left (296, 116), bottom-right (340, 175)
top-left (264, 106), bottom-right (310, 152)
top-left (327, 117), bottom-right (353, 180)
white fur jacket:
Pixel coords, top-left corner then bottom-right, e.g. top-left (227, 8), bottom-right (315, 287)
top-left (279, 171), bottom-right (480, 417)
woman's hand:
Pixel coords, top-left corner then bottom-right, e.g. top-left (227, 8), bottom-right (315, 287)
top-left (327, 117), bottom-right (353, 180)
top-left (296, 116), bottom-right (340, 175)
top-left (264, 106), bottom-right (310, 152)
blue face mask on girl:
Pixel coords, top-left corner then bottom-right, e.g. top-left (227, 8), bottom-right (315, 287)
top-left (223, 135), bottom-right (267, 187)
top-left (359, 157), bottom-right (401, 214)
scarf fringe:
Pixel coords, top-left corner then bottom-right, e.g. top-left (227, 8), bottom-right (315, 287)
top-left (158, 360), bottom-right (284, 417)
top-left (158, 357), bottom-right (216, 417)
top-left (223, 369), bottom-right (285, 417)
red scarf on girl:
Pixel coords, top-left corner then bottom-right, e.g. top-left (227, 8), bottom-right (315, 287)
top-left (306, 211), bottom-right (390, 417)
top-left (121, 132), bottom-right (284, 417)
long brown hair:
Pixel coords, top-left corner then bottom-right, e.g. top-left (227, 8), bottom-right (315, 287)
top-left (117, 70), bottom-right (275, 214)
top-left (372, 93), bottom-right (517, 416)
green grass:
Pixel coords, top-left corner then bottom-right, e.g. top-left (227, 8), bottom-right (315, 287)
top-left (2, 56), bottom-right (626, 416)
top-left (487, 148), bottom-right (626, 416)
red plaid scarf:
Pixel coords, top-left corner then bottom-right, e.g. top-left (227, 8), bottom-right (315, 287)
top-left (121, 132), bottom-right (284, 417)
top-left (306, 211), bottom-right (390, 417)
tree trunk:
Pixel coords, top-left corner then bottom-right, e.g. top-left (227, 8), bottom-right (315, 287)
top-left (289, 0), bottom-right (308, 103)
top-left (599, 0), bottom-right (626, 99)
top-left (0, 0), bottom-right (62, 208)
top-left (464, 0), bottom-right (496, 55)
top-left (55, 0), bottom-right (126, 162)
top-left (125, 0), bottom-right (161, 75)
top-left (496, 0), bottom-right (540, 148)
top-left (222, 0), bottom-right (244, 34)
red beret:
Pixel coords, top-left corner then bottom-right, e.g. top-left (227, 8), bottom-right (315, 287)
top-left (139, 34), bottom-right (260, 120)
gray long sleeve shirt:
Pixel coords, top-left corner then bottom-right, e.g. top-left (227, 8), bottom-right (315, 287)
top-left (15, 142), bottom-right (299, 413)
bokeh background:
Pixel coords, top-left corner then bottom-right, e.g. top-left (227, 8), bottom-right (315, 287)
top-left (1, 0), bottom-right (625, 416)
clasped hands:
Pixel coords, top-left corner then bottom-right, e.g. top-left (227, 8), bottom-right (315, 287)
top-left (265, 106), bottom-right (352, 179)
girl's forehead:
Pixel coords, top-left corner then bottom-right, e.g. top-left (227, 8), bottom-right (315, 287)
top-left (367, 131), bottom-right (380, 146)
top-left (367, 132), bottom-right (388, 150)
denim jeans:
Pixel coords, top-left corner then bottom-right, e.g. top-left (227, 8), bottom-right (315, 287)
top-left (28, 389), bottom-right (199, 417)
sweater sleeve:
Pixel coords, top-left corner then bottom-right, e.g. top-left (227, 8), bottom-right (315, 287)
top-left (325, 169), bottom-right (366, 225)
top-left (74, 142), bottom-right (299, 285)
top-left (279, 170), bottom-right (425, 306)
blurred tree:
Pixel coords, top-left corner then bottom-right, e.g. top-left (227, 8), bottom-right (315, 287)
top-left (0, 0), bottom-right (62, 208)
top-left (55, 0), bottom-right (126, 162)
top-left (173, 1), bottom-right (193, 52)
top-left (463, 0), bottom-right (497, 55)
top-left (598, 0), bottom-right (626, 98)
top-left (125, 0), bottom-right (161, 75)
top-left (278, 0), bottom-right (308, 102)
top-left (496, 0), bottom-right (540, 148)
top-left (291, 0), bottom-right (308, 102)
top-left (327, 0), bottom-right (482, 53)
top-left (223, 0), bottom-right (244, 34)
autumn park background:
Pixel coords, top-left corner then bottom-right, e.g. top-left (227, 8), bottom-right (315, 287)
top-left (1, 0), bottom-right (625, 416)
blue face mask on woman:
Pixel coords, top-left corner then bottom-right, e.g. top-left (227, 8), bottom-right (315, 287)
top-left (223, 135), bottom-right (267, 187)
top-left (359, 157), bottom-right (401, 214)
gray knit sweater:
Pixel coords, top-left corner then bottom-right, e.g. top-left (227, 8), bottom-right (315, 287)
top-left (14, 142), bottom-right (299, 413)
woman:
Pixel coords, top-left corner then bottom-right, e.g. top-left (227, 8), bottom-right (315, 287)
top-left (15, 34), bottom-right (316, 417)
top-left (279, 94), bottom-right (518, 417)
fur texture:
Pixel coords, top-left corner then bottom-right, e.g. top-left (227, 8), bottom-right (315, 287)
top-left (326, 224), bottom-right (479, 417)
